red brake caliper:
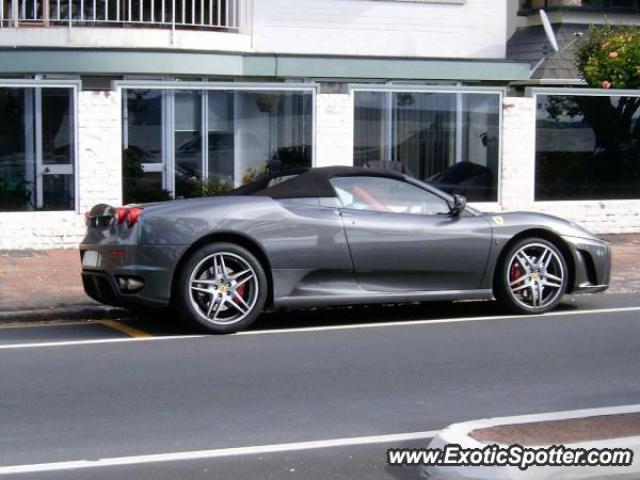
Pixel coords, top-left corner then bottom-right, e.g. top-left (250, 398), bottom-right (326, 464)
top-left (236, 283), bottom-right (247, 300)
top-left (510, 263), bottom-right (522, 285)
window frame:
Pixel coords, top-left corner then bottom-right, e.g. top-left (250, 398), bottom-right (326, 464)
top-left (380, 0), bottom-right (465, 3)
top-left (349, 83), bottom-right (505, 210)
top-left (0, 78), bottom-right (80, 213)
top-left (529, 86), bottom-right (640, 205)
top-left (117, 80), bottom-right (318, 201)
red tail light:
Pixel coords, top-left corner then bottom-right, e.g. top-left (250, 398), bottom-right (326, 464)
top-left (115, 207), bottom-right (128, 224)
top-left (126, 207), bottom-right (143, 227)
top-left (114, 207), bottom-right (143, 227)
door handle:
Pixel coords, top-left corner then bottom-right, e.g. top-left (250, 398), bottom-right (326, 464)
top-left (44, 167), bottom-right (50, 174)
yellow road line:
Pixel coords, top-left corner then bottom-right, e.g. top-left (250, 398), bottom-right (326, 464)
top-left (98, 320), bottom-right (153, 338)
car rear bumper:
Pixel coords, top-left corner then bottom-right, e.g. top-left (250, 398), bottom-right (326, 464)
top-left (80, 244), bottom-right (187, 309)
top-left (561, 235), bottom-right (611, 294)
top-left (81, 270), bottom-right (144, 308)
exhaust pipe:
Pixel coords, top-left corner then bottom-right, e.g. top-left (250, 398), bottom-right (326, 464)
top-left (117, 276), bottom-right (145, 293)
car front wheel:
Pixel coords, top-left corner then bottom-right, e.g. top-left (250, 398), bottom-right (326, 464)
top-left (174, 242), bottom-right (267, 334)
top-left (495, 238), bottom-right (568, 314)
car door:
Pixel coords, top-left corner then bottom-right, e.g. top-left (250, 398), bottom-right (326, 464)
top-left (330, 175), bottom-right (493, 292)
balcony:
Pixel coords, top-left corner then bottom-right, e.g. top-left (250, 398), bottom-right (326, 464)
top-left (519, 0), bottom-right (640, 15)
top-left (0, 0), bottom-right (241, 30)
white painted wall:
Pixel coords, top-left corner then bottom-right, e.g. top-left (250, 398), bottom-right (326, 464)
top-left (0, 27), bottom-right (252, 52)
top-left (507, 0), bottom-right (522, 40)
top-left (252, 0), bottom-right (508, 59)
top-left (1, 0), bottom-right (508, 59)
top-left (500, 96), bottom-right (535, 212)
top-left (77, 90), bottom-right (123, 212)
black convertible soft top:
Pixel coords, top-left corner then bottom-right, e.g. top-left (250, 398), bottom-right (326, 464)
top-left (230, 166), bottom-right (406, 199)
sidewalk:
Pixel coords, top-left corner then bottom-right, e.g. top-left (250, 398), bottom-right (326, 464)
top-left (0, 248), bottom-right (127, 320)
top-left (422, 404), bottom-right (640, 479)
top-left (0, 234), bottom-right (638, 320)
top-left (601, 234), bottom-right (640, 294)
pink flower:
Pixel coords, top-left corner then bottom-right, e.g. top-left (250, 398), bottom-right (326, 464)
top-left (609, 51), bottom-right (619, 59)
top-left (602, 41), bottom-right (611, 48)
top-left (602, 80), bottom-right (612, 89)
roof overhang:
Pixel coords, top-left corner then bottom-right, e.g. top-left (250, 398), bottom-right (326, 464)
top-left (0, 48), bottom-right (532, 82)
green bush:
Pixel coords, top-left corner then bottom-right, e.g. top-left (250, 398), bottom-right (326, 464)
top-left (184, 177), bottom-right (234, 197)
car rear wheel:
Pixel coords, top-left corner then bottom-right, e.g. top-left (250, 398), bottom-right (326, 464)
top-left (494, 238), bottom-right (568, 314)
top-left (174, 242), bottom-right (267, 334)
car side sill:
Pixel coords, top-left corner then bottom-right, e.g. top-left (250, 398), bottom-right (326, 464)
top-left (274, 289), bottom-right (494, 309)
top-left (571, 284), bottom-right (609, 294)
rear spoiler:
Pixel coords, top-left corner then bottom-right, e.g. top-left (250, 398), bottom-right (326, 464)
top-left (85, 204), bottom-right (143, 228)
top-left (85, 204), bottom-right (115, 227)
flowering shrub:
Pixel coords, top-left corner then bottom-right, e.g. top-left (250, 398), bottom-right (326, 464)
top-left (242, 165), bottom-right (268, 185)
top-left (576, 24), bottom-right (640, 90)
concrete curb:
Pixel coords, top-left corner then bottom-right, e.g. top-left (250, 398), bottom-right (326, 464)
top-left (422, 404), bottom-right (640, 479)
top-left (0, 304), bottom-right (132, 323)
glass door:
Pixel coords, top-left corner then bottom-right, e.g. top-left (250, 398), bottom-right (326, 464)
top-left (123, 89), bottom-right (166, 204)
top-left (207, 90), bottom-right (234, 186)
top-left (35, 88), bottom-right (74, 210)
top-left (173, 90), bottom-right (203, 198)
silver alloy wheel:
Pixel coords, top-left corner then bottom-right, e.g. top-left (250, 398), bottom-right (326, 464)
top-left (506, 242), bottom-right (565, 309)
top-left (188, 252), bottom-right (259, 325)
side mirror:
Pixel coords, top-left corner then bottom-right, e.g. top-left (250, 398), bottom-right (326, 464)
top-left (450, 194), bottom-right (467, 216)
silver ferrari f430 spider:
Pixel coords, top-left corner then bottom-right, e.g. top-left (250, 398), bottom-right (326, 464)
top-left (81, 166), bottom-right (610, 333)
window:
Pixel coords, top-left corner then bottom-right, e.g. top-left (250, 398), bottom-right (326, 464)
top-left (520, 1), bottom-right (640, 13)
top-left (0, 86), bottom-right (75, 212)
top-left (123, 88), bottom-right (313, 204)
top-left (174, 90), bottom-right (204, 198)
top-left (123, 89), bottom-right (168, 202)
top-left (535, 93), bottom-right (640, 201)
top-left (353, 90), bottom-right (501, 202)
top-left (330, 176), bottom-right (450, 215)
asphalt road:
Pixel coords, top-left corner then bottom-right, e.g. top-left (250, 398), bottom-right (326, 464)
top-left (1, 293), bottom-right (640, 479)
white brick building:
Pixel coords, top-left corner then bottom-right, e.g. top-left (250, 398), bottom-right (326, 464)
top-left (0, 0), bottom-right (639, 250)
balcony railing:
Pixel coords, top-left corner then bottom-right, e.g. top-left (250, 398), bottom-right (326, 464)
top-left (520, 0), bottom-right (640, 13)
top-left (0, 0), bottom-right (240, 30)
